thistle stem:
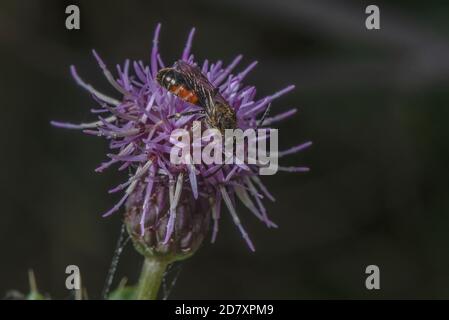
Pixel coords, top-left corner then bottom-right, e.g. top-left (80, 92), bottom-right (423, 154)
top-left (135, 257), bottom-right (168, 300)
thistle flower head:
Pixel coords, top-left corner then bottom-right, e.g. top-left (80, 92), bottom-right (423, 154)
top-left (124, 174), bottom-right (210, 260)
top-left (52, 24), bottom-right (310, 257)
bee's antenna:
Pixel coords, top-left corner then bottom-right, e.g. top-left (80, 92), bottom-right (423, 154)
top-left (102, 223), bottom-right (130, 299)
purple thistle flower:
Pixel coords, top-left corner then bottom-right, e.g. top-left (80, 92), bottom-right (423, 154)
top-left (52, 24), bottom-right (310, 255)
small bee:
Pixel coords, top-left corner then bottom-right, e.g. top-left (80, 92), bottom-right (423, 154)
top-left (156, 60), bottom-right (237, 133)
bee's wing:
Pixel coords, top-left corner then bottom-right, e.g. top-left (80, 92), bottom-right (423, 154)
top-left (174, 60), bottom-right (215, 90)
top-left (174, 61), bottom-right (227, 110)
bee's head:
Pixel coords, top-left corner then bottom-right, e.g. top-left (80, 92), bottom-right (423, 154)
top-left (209, 102), bottom-right (237, 133)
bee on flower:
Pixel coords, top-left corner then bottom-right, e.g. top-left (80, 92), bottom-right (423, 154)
top-left (52, 24), bottom-right (311, 259)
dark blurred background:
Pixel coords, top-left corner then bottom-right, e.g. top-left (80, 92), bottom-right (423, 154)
top-left (1, 0), bottom-right (449, 299)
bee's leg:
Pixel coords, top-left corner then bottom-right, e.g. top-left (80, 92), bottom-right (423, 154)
top-left (256, 103), bottom-right (271, 129)
top-left (167, 109), bottom-right (205, 119)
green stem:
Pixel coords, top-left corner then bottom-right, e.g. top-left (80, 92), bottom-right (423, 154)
top-left (135, 257), bottom-right (168, 300)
